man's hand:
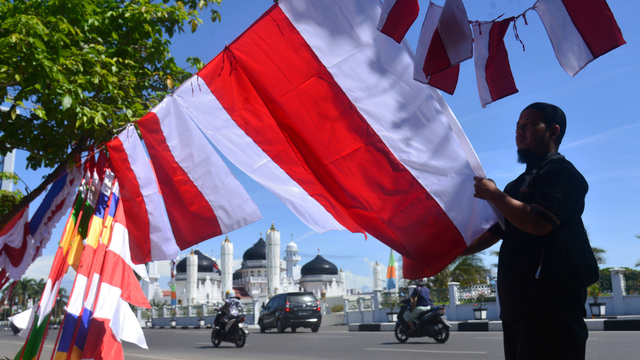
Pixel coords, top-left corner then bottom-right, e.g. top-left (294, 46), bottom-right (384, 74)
top-left (473, 176), bottom-right (499, 201)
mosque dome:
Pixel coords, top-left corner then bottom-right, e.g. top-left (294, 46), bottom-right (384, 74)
top-left (233, 269), bottom-right (242, 280)
top-left (301, 254), bottom-right (338, 276)
top-left (243, 237), bottom-right (266, 261)
top-left (176, 250), bottom-right (219, 274)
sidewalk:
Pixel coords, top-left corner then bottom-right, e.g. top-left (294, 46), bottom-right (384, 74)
top-left (348, 316), bottom-right (640, 332)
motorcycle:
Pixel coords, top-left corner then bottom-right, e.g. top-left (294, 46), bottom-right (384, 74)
top-left (394, 298), bottom-right (451, 344)
top-left (210, 307), bottom-right (249, 348)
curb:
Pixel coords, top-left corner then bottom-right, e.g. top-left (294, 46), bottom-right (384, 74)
top-left (348, 318), bottom-right (640, 332)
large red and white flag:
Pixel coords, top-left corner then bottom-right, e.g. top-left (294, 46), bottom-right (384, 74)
top-left (534, 0), bottom-right (625, 76)
top-left (377, 0), bottom-right (419, 43)
top-left (169, 0), bottom-right (497, 277)
top-left (421, 0), bottom-right (473, 79)
top-left (414, 1), bottom-right (461, 95)
top-left (137, 96), bottom-right (262, 249)
top-left (473, 19), bottom-right (519, 108)
top-left (108, 126), bottom-right (179, 264)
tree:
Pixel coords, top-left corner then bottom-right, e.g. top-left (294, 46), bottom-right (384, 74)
top-left (0, 0), bottom-right (222, 225)
top-left (11, 277), bottom-right (36, 308)
top-left (429, 254), bottom-right (489, 288)
top-left (592, 246), bottom-right (606, 266)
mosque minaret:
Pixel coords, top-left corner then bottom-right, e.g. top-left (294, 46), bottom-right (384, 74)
top-left (220, 236), bottom-right (233, 298)
top-left (265, 222), bottom-right (280, 296)
top-left (284, 234), bottom-right (301, 281)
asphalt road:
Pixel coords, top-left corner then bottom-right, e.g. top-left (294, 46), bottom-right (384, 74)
top-left (2, 326), bottom-right (640, 360)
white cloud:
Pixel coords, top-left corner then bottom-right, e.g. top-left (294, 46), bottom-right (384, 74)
top-left (343, 270), bottom-right (372, 291)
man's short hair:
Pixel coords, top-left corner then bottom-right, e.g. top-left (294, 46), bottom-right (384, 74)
top-left (523, 102), bottom-right (566, 145)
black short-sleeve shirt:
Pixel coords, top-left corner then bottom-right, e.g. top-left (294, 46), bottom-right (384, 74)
top-left (489, 153), bottom-right (588, 321)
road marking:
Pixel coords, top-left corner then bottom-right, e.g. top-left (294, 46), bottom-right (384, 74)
top-left (365, 348), bottom-right (487, 354)
top-left (292, 335), bottom-right (351, 338)
top-left (123, 354), bottom-right (180, 360)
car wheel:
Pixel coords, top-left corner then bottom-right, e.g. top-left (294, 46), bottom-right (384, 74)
top-left (311, 324), bottom-right (319, 333)
top-left (277, 319), bottom-right (285, 333)
top-left (394, 323), bottom-right (408, 343)
top-left (291, 327), bottom-right (297, 333)
top-left (259, 320), bottom-right (266, 333)
top-left (211, 329), bottom-right (221, 347)
top-left (234, 329), bottom-right (247, 348)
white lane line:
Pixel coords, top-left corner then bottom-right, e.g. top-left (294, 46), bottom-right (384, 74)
top-left (365, 348), bottom-right (487, 354)
top-left (292, 335), bottom-right (351, 338)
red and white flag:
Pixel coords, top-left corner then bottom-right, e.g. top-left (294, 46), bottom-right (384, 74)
top-left (0, 208), bottom-right (30, 280)
top-left (377, 0), bottom-right (419, 43)
top-left (108, 126), bottom-right (179, 264)
top-left (137, 96), bottom-right (262, 250)
top-left (81, 205), bottom-right (149, 360)
top-left (421, 0), bottom-right (473, 79)
top-left (534, 0), bottom-right (625, 76)
top-left (414, 1), bottom-right (461, 95)
top-left (473, 19), bottom-right (519, 108)
top-left (169, 0), bottom-right (497, 277)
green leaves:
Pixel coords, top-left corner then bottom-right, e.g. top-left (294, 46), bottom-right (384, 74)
top-left (61, 94), bottom-right (72, 111)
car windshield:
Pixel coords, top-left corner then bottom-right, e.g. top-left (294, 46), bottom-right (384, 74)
top-left (288, 294), bottom-right (316, 303)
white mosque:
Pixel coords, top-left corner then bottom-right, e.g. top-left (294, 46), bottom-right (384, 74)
top-left (141, 223), bottom-right (348, 305)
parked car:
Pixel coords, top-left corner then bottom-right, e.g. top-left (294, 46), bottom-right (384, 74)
top-left (258, 292), bottom-right (322, 333)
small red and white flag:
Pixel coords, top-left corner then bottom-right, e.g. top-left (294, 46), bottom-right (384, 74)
top-left (422, 0), bottom-right (473, 79)
top-left (414, 1), bottom-right (461, 95)
top-left (168, 0), bottom-right (498, 278)
top-left (377, 0), bottom-right (420, 43)
top-left (534, 0), bottom-right (625, 76)
top-left (473, 18), bottom-right (519, 108)
top-left (108, 125), bottom-right (180, 264)
top-left (0, 208), bottom-right (30, 280)
top-left (80, 204), bottom-right (149, 360)
top-left (137, 95), bottom-right (262, 250)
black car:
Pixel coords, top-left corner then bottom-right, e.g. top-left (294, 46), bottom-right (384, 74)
top-left (258, 292), bottom-right (322, 333)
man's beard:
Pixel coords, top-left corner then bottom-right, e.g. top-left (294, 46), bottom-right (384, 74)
top-left (517, 149), bottom-right (545, 164)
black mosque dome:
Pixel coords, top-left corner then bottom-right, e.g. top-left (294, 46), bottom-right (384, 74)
top-left (243, 238), bottom-right (266, 261)
top-left (301, 254), bottom-right (338, 276)
top-left (176, 250), bottom-right (220, 274)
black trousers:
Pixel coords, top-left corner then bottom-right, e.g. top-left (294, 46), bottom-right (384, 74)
top-left (502, 304), bottom-right (588, 360)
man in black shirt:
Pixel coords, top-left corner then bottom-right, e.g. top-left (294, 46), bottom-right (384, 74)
top-left (462, 103), bottom-right (591, 360)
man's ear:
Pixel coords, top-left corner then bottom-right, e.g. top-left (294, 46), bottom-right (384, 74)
top-left (549, 124), bottom-right (561, 141)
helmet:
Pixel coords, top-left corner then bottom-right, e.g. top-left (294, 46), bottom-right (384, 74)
top-left (226, 290), bottom-right (236, 299)
top-left (415, 278), bottom-right (427, 286)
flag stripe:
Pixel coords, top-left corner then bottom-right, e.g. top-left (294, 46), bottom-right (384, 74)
top-left (138, 110), bottom-right (222, 248)
top-left (561, 0), bottom-right (626, 58)
top-left (378, 0), bottom-right (419, 43)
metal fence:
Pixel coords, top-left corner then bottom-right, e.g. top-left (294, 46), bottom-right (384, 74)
top-left (430, 288), bottom-right (449, 304)
top-left (457, 284), bottom-right (496, 305)
top-left (626, 271), bottom-right (640, 295)
top-left (149, 304), bottom-right (253, 319)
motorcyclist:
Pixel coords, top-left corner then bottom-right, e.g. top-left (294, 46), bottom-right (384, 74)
top-left (403, 278), bottom-right (433, 334)
top-left (219, 290), bottom-right (242, 331)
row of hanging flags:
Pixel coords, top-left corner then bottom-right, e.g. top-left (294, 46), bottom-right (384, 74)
top-left (379, 0), bottom-right (625, 107)
top-left (0, 0), bottom-right (626, 357)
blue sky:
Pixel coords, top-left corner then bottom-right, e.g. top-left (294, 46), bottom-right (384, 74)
top-left (11, 0), bottom-right (640, 292)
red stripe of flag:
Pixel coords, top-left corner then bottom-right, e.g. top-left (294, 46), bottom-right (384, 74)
top-left (379, 0), bottom-right (420, 43)
top-left (107, 138), bottom-right (151, 265)
top-left (137, 112), bottom-right (222, 248)
top-left (485, 19), bottom-right (518, 102)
